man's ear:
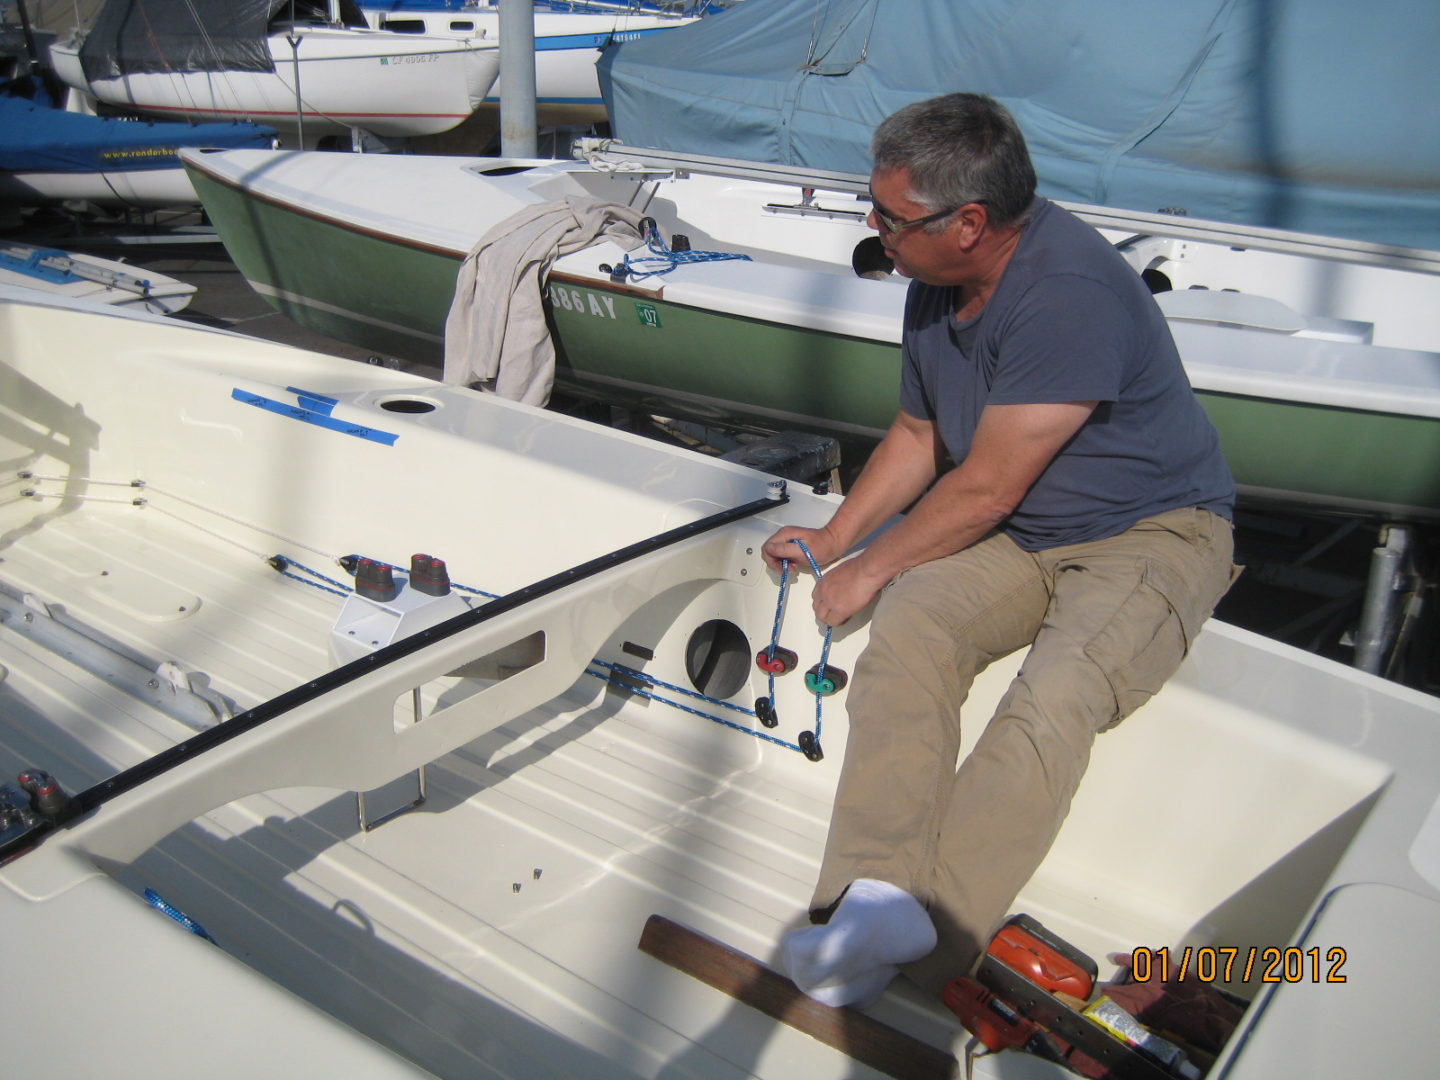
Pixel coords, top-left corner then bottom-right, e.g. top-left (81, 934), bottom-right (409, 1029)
top-left (951, 202), bottom-right (990, 246)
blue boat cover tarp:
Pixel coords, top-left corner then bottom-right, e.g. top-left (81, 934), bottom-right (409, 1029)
top-left (598, 0), bottom-right (1440, 250)
top-left (0, 80), bottom-right (276, 173)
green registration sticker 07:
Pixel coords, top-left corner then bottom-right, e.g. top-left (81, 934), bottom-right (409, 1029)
top-left (1129, 945), bottom-right (1348, 984)
top-left (635, 302), bottom-right (662, 329)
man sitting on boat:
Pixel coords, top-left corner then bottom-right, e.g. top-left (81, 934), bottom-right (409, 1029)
top-left (761, 92), bottom-right (1239, 1008)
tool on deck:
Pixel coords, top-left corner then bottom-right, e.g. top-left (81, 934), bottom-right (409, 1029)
top-left (946, 915), bottom-right (1205, 1080)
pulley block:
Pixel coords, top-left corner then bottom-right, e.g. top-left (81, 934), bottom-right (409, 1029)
top-left (754, 696), bottom-right (778, 728)
top-left (798, 730), bottom-right (824, 762)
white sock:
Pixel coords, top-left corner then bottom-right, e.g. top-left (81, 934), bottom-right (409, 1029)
top-left (798, 962), bottom-right (900, 1010)
top-left (781, 879), bottom-right (936, 1008)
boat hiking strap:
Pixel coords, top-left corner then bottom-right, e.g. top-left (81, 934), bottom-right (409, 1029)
top-left (638, 914), bottom-right (960, 1080)
top-left (13, 473), bottom-right (838, 764)
top-left (17, 473), bottom-right (834, 761)
top-left (0, 491), bottom-right (786, 863)
top-left (269, 549), bottom-right (831, 760)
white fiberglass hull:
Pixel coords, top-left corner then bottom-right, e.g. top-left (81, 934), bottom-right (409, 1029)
top-left (362, 5), bottom-right (698, 106)
top-left (0, 164), bottom-right (201, 208)
top-left (2, 287), bottom-right (1439, 1077)
top-left (48, 27), bottom-right (499, 137)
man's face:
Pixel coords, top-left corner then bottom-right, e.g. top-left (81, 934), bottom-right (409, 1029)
top-left (867, 168), bottom-right (967, 285)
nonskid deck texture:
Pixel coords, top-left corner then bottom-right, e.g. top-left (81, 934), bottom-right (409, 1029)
top-left (0, 492), bottom-right (958, 1077)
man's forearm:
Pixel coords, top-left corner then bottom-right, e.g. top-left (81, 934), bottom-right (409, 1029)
top-left (847, 467), bottom-right (1007, 585)
top-left (843, 400), bottom-right (1097, 586)
top-left (823, 415), bottom-right (942, 554)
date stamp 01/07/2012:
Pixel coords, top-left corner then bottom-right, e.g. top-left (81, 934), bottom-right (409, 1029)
top-left (1128, 945), bottom-right (1348, 984)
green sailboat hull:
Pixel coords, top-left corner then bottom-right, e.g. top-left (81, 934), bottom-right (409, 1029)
top-left (186, 163), bottom-right (1440, 520)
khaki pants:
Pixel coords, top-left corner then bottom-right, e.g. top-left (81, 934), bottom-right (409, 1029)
top-left (809, 506), bottom-right (1239, 994)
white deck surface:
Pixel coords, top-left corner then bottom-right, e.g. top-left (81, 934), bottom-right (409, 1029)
top-left (0, 496), bottom-right (951, 1078)
top-left (4, 291), bottom-right (1440, 1079)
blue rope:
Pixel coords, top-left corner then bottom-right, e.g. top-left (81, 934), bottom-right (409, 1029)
top-left (267, 555), bottom-right (349, 598)
top-left (589, 659), bottom-right (753, 717)
top-left (763, 556), bottom-right (792, 704)
top-left (621, 220), bottom-right (752, 281)
top-left (452, 581), bottom-right (502, 601)
top-left (585, 662), bottom-right (803, 754)
top-left (787, 538), bottom-right (834, 747)
top-left (144, 888), bottom-right (214, 941)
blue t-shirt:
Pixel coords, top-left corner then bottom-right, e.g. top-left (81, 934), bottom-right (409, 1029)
top-left (899, 198), bottom-right (1235, 550)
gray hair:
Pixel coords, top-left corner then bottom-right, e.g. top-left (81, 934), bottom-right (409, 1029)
top-left (871, 93), bottom-right (1038, 229)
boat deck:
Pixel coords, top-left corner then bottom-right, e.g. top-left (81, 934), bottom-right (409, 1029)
top-left (0, 495), bottom-right (966, 1076)
top-left (2, 490), bottom-right (1399, 1078)
top-left (4, 295), bottom-right (1438, 1079)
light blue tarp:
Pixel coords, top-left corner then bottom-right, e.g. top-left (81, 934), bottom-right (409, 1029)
top-left (598, 0), bottom-right (1440, 250)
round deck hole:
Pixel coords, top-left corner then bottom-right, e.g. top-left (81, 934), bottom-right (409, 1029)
top-left (685, 619), bottom-right (751, 700)
top-left (379, 398), bottom-right (437, 413)
top-left (1141, 267), bottom-right (1172, 293)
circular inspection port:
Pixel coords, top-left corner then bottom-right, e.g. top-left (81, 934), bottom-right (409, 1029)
top-left (684, 619), bottom-right (752, 700)
top-left (378, 397), bottom-right (438, 414)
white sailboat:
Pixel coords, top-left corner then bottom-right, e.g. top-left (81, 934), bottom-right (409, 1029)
top-left (361, 0), bottom-right (713, 119)
top-left (2, 284), bottom-right (1438, 1078)
top-left (48, 0), bottom-right (499, 142)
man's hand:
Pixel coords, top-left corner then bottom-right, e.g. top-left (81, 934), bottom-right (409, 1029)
top-left (761, 526), bottom-right (844, 573)
top-left (809, 555), bottom-right (891, 626)
top-left (761, 527), bottom-right (888, 626)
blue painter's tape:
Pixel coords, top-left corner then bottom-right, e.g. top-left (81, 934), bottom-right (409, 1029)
top-left (286, 386), bottom-right (338, 415)
top-left (231, 389), bottom-right (398, 446)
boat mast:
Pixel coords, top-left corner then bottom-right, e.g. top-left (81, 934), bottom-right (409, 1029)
top-left (498, 0), bottom-right (537, 157)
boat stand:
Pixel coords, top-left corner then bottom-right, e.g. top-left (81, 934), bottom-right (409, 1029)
top-left (1232, 509), bottom-right (1432, 686)
top-left (1354, 524), bottom-right (1425, 678)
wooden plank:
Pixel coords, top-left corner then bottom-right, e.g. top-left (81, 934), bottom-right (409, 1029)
top-left (637, 914), bottom-right (959, 1080)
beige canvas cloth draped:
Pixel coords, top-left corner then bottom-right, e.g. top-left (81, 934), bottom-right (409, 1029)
top-left (443, 196), bottom-right (647, 406)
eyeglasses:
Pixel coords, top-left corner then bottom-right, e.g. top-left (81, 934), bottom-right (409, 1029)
top-left (867, 187), bottom-right (960, 235)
